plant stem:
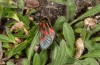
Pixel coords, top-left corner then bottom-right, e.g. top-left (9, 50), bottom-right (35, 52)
top-left (70, 19), bottom-right (78, 25)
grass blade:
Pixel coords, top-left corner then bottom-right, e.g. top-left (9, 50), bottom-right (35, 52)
top-left (70, 4), bottom-right (100, 25)
top-left (28, 31), bottom-right (39, 60)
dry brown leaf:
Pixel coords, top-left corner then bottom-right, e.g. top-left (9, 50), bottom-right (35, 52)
top-left (10, 22), bottom-right (28, 35)
top-left (75, 38), bottom-right (84, 59)
top-left (84, 17), bottom-right (97, 30)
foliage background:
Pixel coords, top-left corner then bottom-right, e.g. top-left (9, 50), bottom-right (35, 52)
top-left (0, 0), bottom-right (100, 65)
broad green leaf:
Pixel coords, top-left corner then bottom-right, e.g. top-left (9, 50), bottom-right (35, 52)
top-left (28, 31), bottom-right (39, 60)
top-left (73, 61), bottom-right (81, 65)
top-left (70, 4), bottom-right (100, 25)
top-left (66, 0), bottom-right (76, 22)
top-left (80, 60), bottom-right (89, 65)
top-left (85, 40), bottom-right (95, 52)
top-left (48, 40), bottom-right (73, 65)
top-left (51, 44), bottom-right (59, 60)
top-left (33, 53), bottom-right (41, 65)
top-left (63, 57), bottom-right (75, 64)
top-left (73, 60), bottom-right (88, 65)
top-left (40, 50), bottom-right (48, 65)
top-left (6, 61), bottom-right (15, 65)
top-left (81, 50), bottom-right (100, 58)
top-left (84, 58), bottom-right (99, 65)
top-left (53, 16), bottom-right (65, 31)
top-left (63, 23), bottom-right (75, 53)
top-left (73, 58), bottom-right (99, 65)
top-left (85, 40), bottom-right (100, 52)
top-left (0, 34), bottom-right (12, 42)
top-left (22, 58), bottom-right (30, 65)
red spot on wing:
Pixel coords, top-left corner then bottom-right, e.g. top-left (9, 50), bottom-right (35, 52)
top-left (49, 28), bottom-right (55, 35)
top-left (41, 36), bottom-right (45, 41)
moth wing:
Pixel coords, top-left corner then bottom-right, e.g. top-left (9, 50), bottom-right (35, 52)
top-left (40, 28), bottom-right (55, 49)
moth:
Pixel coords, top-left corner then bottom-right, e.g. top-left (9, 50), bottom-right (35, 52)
top-left (36, 1), bottom-right (66, 49)
top-left (24, 0), bottom-right (66, 49)
top-left (39, 21), bottom-right (55, 49)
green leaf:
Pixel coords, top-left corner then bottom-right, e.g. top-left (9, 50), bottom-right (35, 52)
top-left (91, 37), bottom-right (100, 42)
top-left (53, 16), bottom-right (65, 31)
top-left (33, 53), bottom-right (41, 65)
top-left (0, 34), bottom-right (12, 42)
top-left (2, 42), bottom-right (10, 48)
top-left (17, 14), bottom-right (30, 26)
top-left (66, 0), bottom-right (76, 22)
top-left (6, 40), bottom-right (29, 58)
top-left (51, 44), bottom-right (59, 60)
top-left (75, 28), bottom-right (87, 40)
top-left (73, 61), bottom-right (81, 65)
top-left (75, 21), bottom-right (84, 28)
top-left (70, 4), bottom-right (100, 25)
top-left (6, 61), bottom-right (15, 65)
top-left (2, 8), bottom-right (14, 18)
top-left (6, 28), bottom-right (16, 43)
top-left (0, 2), bottom-right (17, 8)
top-left (85, 40), bottom-right (100, 52)
top-left (39, 50), bottom-right (48, 65)
top-left (84, 58), bottom-right (99, 65)
top-left (63, 23), bottom-right (75, 53)
top-left (48, 40), bottom-right (73, 65)
top-left (81, 60), bottom-right (89, 65)
top-left (92, 22), bottom-right (100, 34)
top-left (17, 0), bottom-right (24, 9)
top-left (73, 60), bottom-right (89, 65)
top-left (73, 58), bottom-right (99, 65)
top-left (11, 13), bottom-right (20, 22)
top-left (64, 57), bottom-right (76, 64)
top-left (28, 31), bottom-right (39, 60)
top-left (22, 58), bottom-right (30, 65)
top-left (81, 50), bottom-right (100, 58)
top-left (6, 27), bottom-right (37, 58)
